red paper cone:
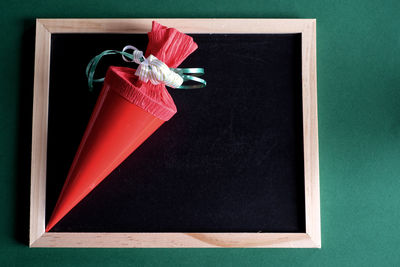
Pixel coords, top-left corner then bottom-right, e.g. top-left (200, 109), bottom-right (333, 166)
top-left (46, 21), bottom-right (198, 231)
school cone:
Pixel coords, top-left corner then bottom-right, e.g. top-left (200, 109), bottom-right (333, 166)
top-left (46, 21), bottom-right (198, 231)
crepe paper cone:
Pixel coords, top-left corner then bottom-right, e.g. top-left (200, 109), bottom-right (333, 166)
top-left (46, 67), bottom-right (164, 232)
top-left (46, 21), bottom-right (199, 231)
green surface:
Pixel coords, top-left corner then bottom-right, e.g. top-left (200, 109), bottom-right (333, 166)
top-left (1, 0), bottom-right (400, 266)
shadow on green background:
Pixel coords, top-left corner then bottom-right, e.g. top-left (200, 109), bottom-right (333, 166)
top-left (1, 0), bottom-right (400, 266)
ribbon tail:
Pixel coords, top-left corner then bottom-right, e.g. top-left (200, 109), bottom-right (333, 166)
top-left (171, 68), bottom-right (207, 89)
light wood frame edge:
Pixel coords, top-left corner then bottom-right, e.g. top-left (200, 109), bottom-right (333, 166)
top-left (30, 19), bottom-right (51, 246)
top-left (30, 18), bottom-right (320, 248)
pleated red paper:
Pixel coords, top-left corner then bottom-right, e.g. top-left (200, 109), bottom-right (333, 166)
top-left (46, 21), bottom-right (198, 231)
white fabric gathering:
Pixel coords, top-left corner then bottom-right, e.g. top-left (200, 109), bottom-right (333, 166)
top-left (122, 45), bottom-right (184, 88)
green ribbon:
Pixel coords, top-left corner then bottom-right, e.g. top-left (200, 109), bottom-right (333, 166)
top-left (170, 68), bottom-right (207, 89)
top-left (86, 49), bottom-right (206, 91)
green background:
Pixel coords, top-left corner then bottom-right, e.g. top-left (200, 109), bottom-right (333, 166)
top-left (1, 0), bottom-right (399, 266)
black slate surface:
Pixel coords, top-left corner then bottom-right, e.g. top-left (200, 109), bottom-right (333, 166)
top-left (46, 33), bottom-right (305, 232)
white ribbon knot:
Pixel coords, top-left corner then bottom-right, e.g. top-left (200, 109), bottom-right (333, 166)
top-left (122, 45), bottom-right (183, 88)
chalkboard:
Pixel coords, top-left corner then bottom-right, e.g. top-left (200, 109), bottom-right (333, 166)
top-left (30, 19), bottom-right (319, 247)
top-left (46, 32), bottom-right (305, 232)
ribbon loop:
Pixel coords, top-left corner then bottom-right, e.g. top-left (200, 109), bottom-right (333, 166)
top-left (122, 45), bottom-right (145, 64)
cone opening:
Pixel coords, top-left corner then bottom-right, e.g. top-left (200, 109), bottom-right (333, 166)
top-left (106, 66), bottom-right (177, 121)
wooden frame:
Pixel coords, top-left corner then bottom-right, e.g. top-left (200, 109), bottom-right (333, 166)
top-left (30, 18), bottom-right (319, 248)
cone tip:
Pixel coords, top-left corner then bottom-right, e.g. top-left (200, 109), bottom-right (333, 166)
top-left (45, 218), bottom-right (57, 232)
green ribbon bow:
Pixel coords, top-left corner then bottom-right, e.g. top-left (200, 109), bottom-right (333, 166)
top-left (86, 49), bottom-right (206, 91)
